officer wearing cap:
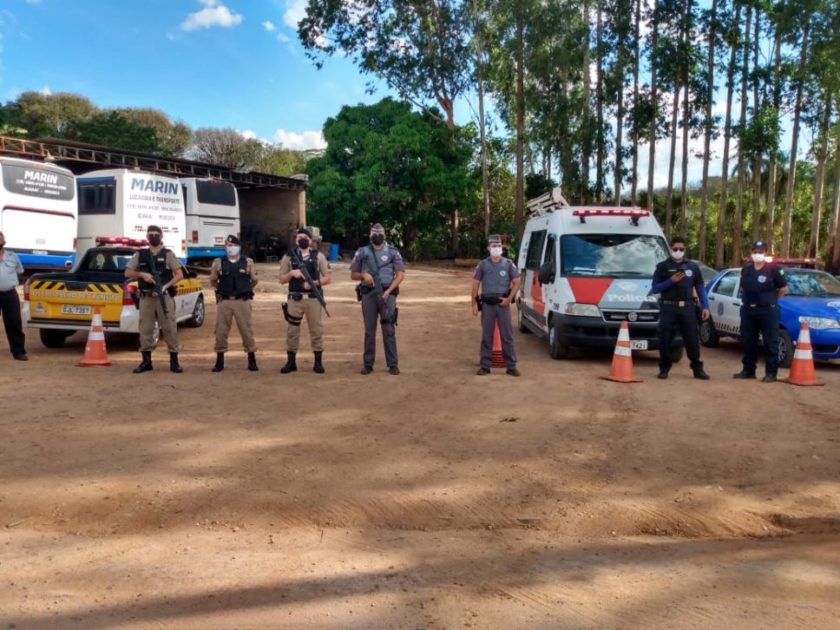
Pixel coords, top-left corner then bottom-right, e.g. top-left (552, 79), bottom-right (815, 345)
top-left (471, 234), bottom-right (521, 376)
top-left (209, 235), bottom-right (259, 372)
top-left (125, 225), bottom-right (184, 373)
top-left (734, 240), bottom-right (788, 382)
top-left (350, 223), bottom-right (406, 375)
top-left (0, 230), bottom-right (27, 361)
top-left (279, 227), bottom-right (332, 374)
top-left (651, 236), bottom-right (711, 380)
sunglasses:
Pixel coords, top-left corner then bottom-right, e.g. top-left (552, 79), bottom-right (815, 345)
top-left (672, 247), bottom-right (685, 252)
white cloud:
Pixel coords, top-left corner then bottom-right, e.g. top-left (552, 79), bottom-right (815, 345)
top-left (181, 1), bottom-right (243, 32)
top-left (38, 84), bottom-right (51, 96)
top-left (276, 32), bottom-right (290, 43)
top-left (263, 20), bottom-right (276, 32)
top-left (240, 129), bottom-right (257, 140)
top-left (273, 129), bottom-right (326, 151)
top-left (283, 0), bottom-right (307, 30)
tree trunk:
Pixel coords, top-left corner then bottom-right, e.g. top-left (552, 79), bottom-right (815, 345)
top-left (698, 0), bottom-right (717, 262)
top-left (615, 56), bottom-right (625, 206)
top-left (731, 5), bottom-right (751, 268)
top-left (630, 0), bottom-right (641, 205)
top-left (827, 121), bottom-right (840, 273)
top-left (514, 9), bottom-right (525, 233)
top-left (765, 29), bottom-right (782, 247)
top-left (678, 0), bottom-right (692, 237)
top-left (808, 101), bottom-right (832, 258)
top-left (665, 79), bottom-right (680, 240)
top-left (582, 0), bottom-right (592, 203)
top-left (781, 18), bottom-right (810, 257)
top-left (750, 10), bottom-right (762, 244)
top-left (596, 4), bottom-right (605, 201)
top-left (646, 0), bottom-right (659, 213)
top-left (476, 37), bottom-right (490, 238)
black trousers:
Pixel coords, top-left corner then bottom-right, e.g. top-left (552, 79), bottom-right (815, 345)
top-left (0, 288), bottom-right (26, 357)
top-left (740, 304), bottom-right (779, 376)
top-left (657, 303), bottom-right (702, 373)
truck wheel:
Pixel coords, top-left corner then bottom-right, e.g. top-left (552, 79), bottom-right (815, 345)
top-left (669, 345), bottom-right (685, 363)
top-left (185, 295), bottom-right (205, 328)
top-left (699, 318), bottom-right (719, 347)
top-left (549, 320), bottom-right (570, 360)
top-left (777, 328), bottom-right (793, 368)
top-left (40, 329), bottom-right (72, 348)
top-left (517, 306), bottom-right (531, 334)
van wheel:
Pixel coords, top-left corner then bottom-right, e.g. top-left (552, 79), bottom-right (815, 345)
top-left (40, 329), bottom-right (72, 348)
top-left (699, 318), bottom-right (719, 347)
top-left (185, 295), bottom-right (205, 328)
top-left (669, 345), bottom-right (685, 363)
top-left (517, 306), bottom-right (531, 334)
top-left (549, 320), bottom-right (570, 359)
top-left (777, 328), bottom-right (793, 368)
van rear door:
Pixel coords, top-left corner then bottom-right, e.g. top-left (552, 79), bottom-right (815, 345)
top-left (520, 229), bottom-right (549, 331)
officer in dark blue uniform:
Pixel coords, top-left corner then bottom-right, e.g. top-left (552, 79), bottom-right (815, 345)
top-left (733, 240), bottom-right (788, 382)
top-left (651, 236), bottom-right (710, 380)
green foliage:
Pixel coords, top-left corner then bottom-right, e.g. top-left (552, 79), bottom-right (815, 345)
top-left (64, 111), bottom-right (160, 153)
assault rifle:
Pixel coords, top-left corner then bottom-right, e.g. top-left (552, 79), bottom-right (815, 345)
top-left (291, 248), bottom-right (330, 317)
top-left (147, 252), bottom-right (169, 315)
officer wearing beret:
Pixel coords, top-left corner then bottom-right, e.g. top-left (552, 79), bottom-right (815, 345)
top-left (209, 235), bottom-right (259, 372)
top-left (471, 234), bottom-right (521, 376)
top-left (734, 240), bottom-right (788, 382)
top-left (651, 236), bottom-right (710, 379)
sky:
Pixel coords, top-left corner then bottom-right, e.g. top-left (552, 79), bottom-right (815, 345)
top-left (0, 0), bottom-right (807, 191)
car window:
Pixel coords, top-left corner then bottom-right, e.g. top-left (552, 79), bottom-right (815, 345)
top-left (786, 271), bottom-right (840, 297)
top-left (712, 271), bottom-right (739, 297)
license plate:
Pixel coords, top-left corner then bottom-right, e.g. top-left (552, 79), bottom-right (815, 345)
top-left (630, 340), bottom-right (648, 350)
top-left (61, 304), bottom-right (91, 315)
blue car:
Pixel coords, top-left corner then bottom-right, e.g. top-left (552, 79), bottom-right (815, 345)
top-left (700, 267), bottom-right (840, 367)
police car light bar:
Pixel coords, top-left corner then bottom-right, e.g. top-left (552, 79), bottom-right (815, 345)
top-left (572, 209), bottom-right (650, 225)
top-left (95, 236), bottom-right (149, 247)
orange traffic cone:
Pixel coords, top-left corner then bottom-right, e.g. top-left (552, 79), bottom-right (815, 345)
top-left (601, 321), bottom-right (642, 383)
top-left (491, 321), bottom-right (506, 368)
top-left (783, 323), bottom-right (823, 386)
top-left (78, 307), bottom-right (111, 367)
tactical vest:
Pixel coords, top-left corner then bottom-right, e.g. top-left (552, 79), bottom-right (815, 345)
top-left (137, 248), bottom-right (174, 292)
top-left (289, 249), bottom-right (320, 295)
top-left (217, 257), bottom-right (252, 297)
top-left (364, 245), bottom-right (396, 286)
top-left (660, 260), bottom-right (695, 301)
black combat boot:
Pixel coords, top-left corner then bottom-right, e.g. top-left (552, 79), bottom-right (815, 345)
top-left (280, 351), bottom-right (297, 373)
top-left (313, 351), bottom-right (325, 374)
top-left (133, 350), bottom-right (153, 373)
top-left (212, 352), bottom-right (224, 372)
top-left (247, 352), bottom-right (258, 372)
top-left (170, 352), bottom-right (183, 373)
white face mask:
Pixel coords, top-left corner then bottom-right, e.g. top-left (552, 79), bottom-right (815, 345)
top-left (671, 249), bottom-right (685, 261)
top-left (226, 245), bottom-right (241, 257)
top-left (490, 246), bottom-right (503, 257)
top-left (751, 252), bottom-right (765, 263)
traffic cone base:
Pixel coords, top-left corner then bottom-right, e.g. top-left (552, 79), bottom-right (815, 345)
top-left (601, 321), bottom-right (642, 383)
top-left (783, 323), bottom-right (822, 386)
top-left (78, 307), bottom-right (111, 367)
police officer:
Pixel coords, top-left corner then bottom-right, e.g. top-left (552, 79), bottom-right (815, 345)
top-left (209, 235), bottom-right (259, 372)
top-left (0, 231), bottom-right (27, 361)
top-left (651, 236), bottom-right (710, 380)
top-left (279, 227), bottom-right (331, 374)
top-left (125, 225), bottom-right (183, 373)
top-left (734, 240), bottom-right (788, 382)
top-left (350, 223), bottom-right (406, 375)
top-left (471, 234), bottom-right (521, 376)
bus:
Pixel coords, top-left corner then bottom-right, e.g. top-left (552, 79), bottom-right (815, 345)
top-left (76, 169), bottom-right (187, 262)
top-left (0, 157), bottom-right (77, 270)
top-left (181, 177), bottom-right (240, 261)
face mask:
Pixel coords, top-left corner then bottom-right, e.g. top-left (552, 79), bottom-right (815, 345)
top-left (297, 238), bottom-right (310, 249)
top-left (147, 234), bottom-right (162, 246)
top-left (371, 234), bottom-right (385, 246)
top-left (671, 249), bottom-right (685, 261)
top-left (751, 252), bottom-right (765, 263)
top-left (490, 246), bottom-right (503, 257)
top-left (226, 245), bottom-right (241, 257)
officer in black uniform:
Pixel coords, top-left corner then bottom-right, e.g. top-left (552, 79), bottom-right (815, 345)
top-left (733, 240), bottom-right (788, 382)
top-left (651, 236), bottom-right (711, 380)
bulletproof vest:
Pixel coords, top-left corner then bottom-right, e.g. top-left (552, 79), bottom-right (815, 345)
top-left (289, 249), bottom-right (320, 294)
top-left (479, 257), bottom-right (515, 296)
top-left (741, 264), bottom-right (778, 305)
top-left (217, 257), bottom-right (252, 297)
top-left (137, 248), bottom-right (174, 291)
top-left (660, 260), bottom-right (695, 301)
top-left (365, 245), bottom-right (396, 286)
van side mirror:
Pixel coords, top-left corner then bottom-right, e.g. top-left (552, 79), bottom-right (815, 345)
top-left (538, 261), bottom-right (556, 284)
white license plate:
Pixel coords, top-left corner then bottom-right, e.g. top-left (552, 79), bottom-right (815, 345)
top-left (61, 304), bottom-right (91, 315)
top-left (630, 340), bottom-right (648, 350)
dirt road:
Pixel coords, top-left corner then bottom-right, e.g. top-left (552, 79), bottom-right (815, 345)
top-left (1, 263), bottom-right (839, 628)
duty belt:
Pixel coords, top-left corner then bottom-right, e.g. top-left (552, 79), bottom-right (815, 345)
top-left (218, 295), bottom-right (250, 301)
top-left (289, 292), bottom-right (317, 300)
top-left (747, 303), bottom-right (775, 308)
top-left (660, 299), bottom-right (692, 307)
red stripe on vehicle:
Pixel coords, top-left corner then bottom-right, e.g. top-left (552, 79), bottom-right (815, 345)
top-left (567, 278), bottom-right (614, 304)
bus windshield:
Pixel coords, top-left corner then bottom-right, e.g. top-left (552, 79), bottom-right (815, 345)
top-left (560, 234), bottom-right (669, 278)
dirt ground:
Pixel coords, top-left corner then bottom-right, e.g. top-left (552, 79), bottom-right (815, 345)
top-left (1, 261), bottom-right (839, 629)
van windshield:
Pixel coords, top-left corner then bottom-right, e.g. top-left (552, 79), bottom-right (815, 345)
top-left (561, 234), bottom-right (669, 277)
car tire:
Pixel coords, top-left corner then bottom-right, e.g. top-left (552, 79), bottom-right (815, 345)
top-left (699, 318), bottom-right (719, 347)
top-left (549, 319), bottom-right (570, 360)
top-left (777, 328), bottom-right (793, 369)
top-left (517, 305), bottom-right (531, 334)
top-left (669, 345), bottom-right (685, 364)
top-left (39, 329), bottom-right (72, 348)
top-left (185, 294), bottom-right (205, 328)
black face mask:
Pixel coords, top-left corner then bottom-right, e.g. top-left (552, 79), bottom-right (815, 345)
top-left (371, 234), bottom-right (385, 246)
top-left (298, 238), bottom-right (310, 249)
top-left (147, 234), bottom-right (162, 246)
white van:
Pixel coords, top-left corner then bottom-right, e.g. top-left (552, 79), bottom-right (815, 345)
top-left (180, 177), bottom-right (240, 261)
top-left (517, 189), bottom-right (680, 360)
top-left (75, 169), bottom-right (187, 261)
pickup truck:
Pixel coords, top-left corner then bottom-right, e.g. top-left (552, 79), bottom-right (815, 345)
top-left (23, 245), bottom-right (205, 348)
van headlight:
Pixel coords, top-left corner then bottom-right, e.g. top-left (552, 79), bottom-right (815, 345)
top-left (565, 303), bottom-right (601, 317)
top-left (798, 316), bottom-right (840, 330)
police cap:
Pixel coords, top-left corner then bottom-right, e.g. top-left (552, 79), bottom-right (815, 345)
top-left (488, 234), bottom-right (502, 244)
top-left (297, 227), bottom-right (313, 238)
top-left (146, 225), bottom-right (163, 235)
top-left (751, 240), bottom-right (768, 251)
top-left (225, 234), bottom-right (240, 245)
top-left (370, 223), bottom-right (385, 234)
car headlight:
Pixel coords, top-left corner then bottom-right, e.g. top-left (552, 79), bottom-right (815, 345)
top-left (798, 316), bottom-right (840, 330)
top-left (565, 303), bottom-right (601, 317)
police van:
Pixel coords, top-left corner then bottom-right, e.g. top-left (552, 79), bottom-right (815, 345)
top-left (517, 188), bottom-right (680, 360)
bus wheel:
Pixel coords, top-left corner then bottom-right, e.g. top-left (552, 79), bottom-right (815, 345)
top-left (185, 295), bottom-right (205, 328)
top-left (40, 329), bottom-right (72, 348)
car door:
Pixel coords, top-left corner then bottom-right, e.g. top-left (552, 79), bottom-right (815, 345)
top-left (707, 270), bottom-right (741, 336)
top-left (521, 229), bottom-right (547, 329)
